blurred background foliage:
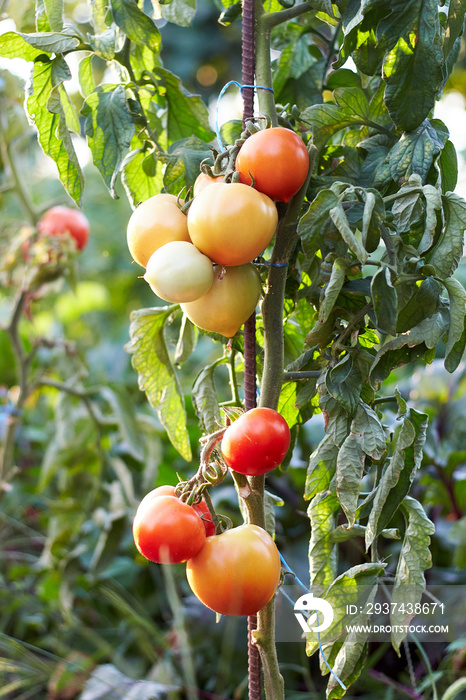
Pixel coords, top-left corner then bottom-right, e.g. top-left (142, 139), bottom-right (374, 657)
top-left (0, 0), bottom-right (465, 698)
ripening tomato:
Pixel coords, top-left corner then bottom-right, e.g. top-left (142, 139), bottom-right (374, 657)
top-left (140, 485), bottom-right (215, 536)
top-left (181, 263), bottom-right (261, 337)
top-left (38, 206), bottom-right (90, 251)
top-left (144, 241), bottom-right (214, 303)
top-left (187, 183), bottom-right (278, 266)
top-left (127, 194), bottom-right (190, 268)
top-left (133, 491), bottom-right (206, 564)
top-left (235, 127), bottom-right (309, 203)
top-left (221, 407), bottom-right (291, 476)
top-left (193, 173), bottom-right (224, 197)
top-left (186, 524), bottom-right (281, 615)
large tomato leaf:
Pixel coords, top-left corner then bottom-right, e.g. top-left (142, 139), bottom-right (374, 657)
top-left (26, 56), bottom-right (83, 206)
top-left (125, 307), bottom-right (192, 462)
top-left (308, 490), bottom-right (339, 590)
top-left (110, 0), bottom-right (161, 53)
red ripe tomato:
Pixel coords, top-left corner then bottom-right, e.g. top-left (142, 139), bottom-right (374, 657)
top-left (186, 524), bottom-right (281, 615)
top-left (133, 491), bottom-right (206, 564)
top-left (235, 127), bottom-right (309, 203)
top-left (38, 206), bottom-right (90, 251)
top-left (221, 407), bottom-right (291, 476)
top-left (140, 485), bottom-right (215, 536)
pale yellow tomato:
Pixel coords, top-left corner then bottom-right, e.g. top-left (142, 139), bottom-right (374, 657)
top-left (180, 263), bottom-right (261, 337)
top-left (144, 241), bottom-right (214, 303)
top-left (127, 194), bottom-right (189, 268)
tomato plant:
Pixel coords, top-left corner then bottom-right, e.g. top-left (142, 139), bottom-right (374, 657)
top-left (180, 262), bottom-right (261, 337)
top-left (126, 194), bottom-right (190, 268)
top-left (221, 407), bottom-right (291, 476)
top-left (133, 491), bottom-right (206, 564)
top-left (144, 241), bottom-right (214, 303)
top-left (186, 524), bottom-right (281, 615)
top-left (187, 182), bottom-right (278, 266)
top-left (38, 206), bottom-right (90, 251)
top-left (235, 127), bottom-right (309, 203)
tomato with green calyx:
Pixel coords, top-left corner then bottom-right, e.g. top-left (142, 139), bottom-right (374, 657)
top-left (127, 193), bottom-right (189, 268)
top-left (221, 407), bottom-right (291, 476)
top-left (144, 241), bottom-right (214, 303)
top-left (186, 524), bottom-right (281, 615)
top-left (193, 173), bottom-right (224, 197)
top-left (181, 263), bottom-right (261, 337)
top-left (133, 491), bottom-right (205, 564)
top-left (38, 206), bottom-right (90, 251)
top-left (140, 485), bottom-right (215, 537)
top-left (187, 182), bottom-right (277, 266)
top-left (235, 127), bottom-right (309, 203)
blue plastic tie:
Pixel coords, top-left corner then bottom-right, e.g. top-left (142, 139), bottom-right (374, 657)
top-left (215, 80), bottom-right (274, 149)
top-left (278, 551), bottom-right (347, 691)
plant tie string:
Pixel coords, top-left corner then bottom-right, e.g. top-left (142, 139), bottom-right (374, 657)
top-left (215, 80), bottom-right (274, 149)
top-left (278, 551), bottom-right (347, 691)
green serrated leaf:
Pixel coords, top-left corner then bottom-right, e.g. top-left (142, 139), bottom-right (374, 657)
top-left (0, 31), bottom-right (78, 60)
top-left (308, 491), bottom-right (339, 592)
top-left (155, 68), bottom-right (214, 144)
top-left (336, 433), bottom-right (365, 526)
top-left (89, 27), bottom-right (116, 60)
top-left (44, 0), bottom-right (63, 31)
top-left (352, 401), bottom-right (386, 460)
top-left (26, 57), bottom-right (84, 205)
top-left (163, 135), bottom-right (212, 195)
top-left (161, 0), bottom-right (196, 26)
top-left (78, 55), bottom-right (96, 99)
top-left (111, 0), bottom-right (161, 52)
top-left (427, 192), bottom-right (466, 278)
top-left (390, 496), bottom-right (435, 653)
top-left (278, 381), bottom-right (300, 429)
top-left (122, 145), bottom-right (164, 207)
top-left (378, 119), bottom-right (449, 187)
top-left (396, 277), bottom-right (441, 334)
top-left (365, 409), bottom-right (428, 550)
top-left (371, 265), bottom-right (397, 336)
top-left (298, 189), bottom-right (339, 259)
top-left (438, 140), bottom-right (458, 195)
top-left (125, 307), bottom-right (192, 461)
top-left (192, 361), bottom-right (222, 434)
top-left (82, 84), bottom-right (135, 198)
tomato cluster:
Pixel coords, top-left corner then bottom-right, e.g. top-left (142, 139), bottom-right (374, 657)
top-left (125, 127), bottom-right (308, 337)
top-left (133, 485), bottom-right (281, 616)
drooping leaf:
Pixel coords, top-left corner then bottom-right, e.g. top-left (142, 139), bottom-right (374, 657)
top-left (192, 361), bottom-right (222, 434)
top-left (110, 0), bottom-right (161, 52)
top-left (442, 0), bottom-right (466, 60)
top-left (329, 203), bottom-right (368, 264)
top-left (427, 192), bottom-right (466, 278)
top-left (278, 381), bottom-right (300, 428)
top-left (336, 433), bottom-right (365, 526)
top-left (320, 258), bottom-right (350, 322)
top-left (306, 562), bottom-right (386, 656)
top-left (82, 84), bottom-right (135, 198)
top-left (122, 145), bottom-right (164, 207)
top-left (298, 188), bottom-right (339, 259)
top-left (125, 307), bottom-right (192, 461)
top-left (390, 497), bottom-right (435, 653)
top-left (378, 0), bottom-right (443, 132)
top-left (78, 55), bottom-right (96, 99)
top-left (326, 354), bottom-right (362, 416)
top-left (352, 401), bottom-right (386, 460)
top-left (26, 57), bottom-right (84, 205)
top-left (396, 277), bottom-right (441, 334)
top-left (438, 139), bottom-right (458, 194)
top-left (365, 409), bottom-right (428, 550)
top-left (308, 491), bottom-right (339, 591)
top-left (442, 277), bottom-right (466, 371)
top-left (305, 435), bottom-right (338, 500)
top-left (89, 27), bottom-right (117, 60)
top-left (371, 265), bottom-right (397, 336)
top-left (44, 0), bottom-right (63, 31)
